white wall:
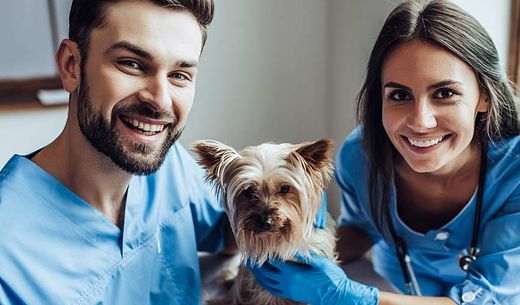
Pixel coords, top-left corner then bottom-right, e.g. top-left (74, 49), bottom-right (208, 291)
top-left (0, 0), bottom-right (512, 217)
top-left (181, 0), bottom-right (329, 148)
top-left (453, 0), bottom-right (511, 67)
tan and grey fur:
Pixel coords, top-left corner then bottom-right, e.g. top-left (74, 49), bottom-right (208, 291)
top-left (191, 139), bottom-right (337, 305)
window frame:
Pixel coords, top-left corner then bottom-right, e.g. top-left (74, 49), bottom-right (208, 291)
top-left (508, 0), bottom-right (520, 93)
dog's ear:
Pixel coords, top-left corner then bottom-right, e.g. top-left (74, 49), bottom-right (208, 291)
top-left (190, 140), bottom-right (238, 183)
top-left (295, 138), bottom-right (334, 170)
top-left (289, 139), bottom-right (334, 186)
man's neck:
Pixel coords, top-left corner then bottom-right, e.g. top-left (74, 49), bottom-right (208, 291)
top-left (32, 122), bottom-right (131, 228)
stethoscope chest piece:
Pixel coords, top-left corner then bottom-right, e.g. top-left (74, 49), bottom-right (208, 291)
top-left (459, 255), bottom-right (475, 272)
top-left (458, 247), bottom-right (479, 272)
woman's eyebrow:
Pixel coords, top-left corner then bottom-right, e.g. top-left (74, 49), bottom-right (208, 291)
top-left (383, 80), bottom-right (463, 91)
top-left (383, 82), bottom-right (411, 90)
top-left (426, 80), bottom-right (462, 91)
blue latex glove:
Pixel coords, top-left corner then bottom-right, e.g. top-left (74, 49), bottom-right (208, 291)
top-left (314, 192), bottom-right (328, 229)
top-left (248, 253), bottom-right (379, 305)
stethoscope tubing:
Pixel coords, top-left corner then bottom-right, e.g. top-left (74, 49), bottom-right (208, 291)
top-left (387, 142), bottom-right (487, 295)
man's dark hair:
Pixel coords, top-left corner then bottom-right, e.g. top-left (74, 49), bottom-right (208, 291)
top-left (69, 0), bottom-right (214, 64)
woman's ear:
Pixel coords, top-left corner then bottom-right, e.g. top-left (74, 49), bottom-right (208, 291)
top-left (476, 90), bottom-right (490, 113)
top-left (55, 39), bottom-right (82, 93)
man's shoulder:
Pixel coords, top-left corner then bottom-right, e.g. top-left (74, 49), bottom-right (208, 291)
top-left (0, 155), bottom-right (30, 205)
top-left (0, 158), bottom-right (40, 250)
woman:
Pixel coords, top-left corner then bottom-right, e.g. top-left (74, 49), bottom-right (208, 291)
top-left (250, 0), bottom-right (520, 304)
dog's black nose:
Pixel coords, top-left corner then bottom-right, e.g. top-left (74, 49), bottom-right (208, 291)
top-left (257, 221), bottom-right (272, 232)
top-left (254, 215), bottom-right (273, 232)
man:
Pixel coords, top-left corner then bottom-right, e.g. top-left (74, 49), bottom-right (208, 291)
top-left (0, 0), bottom-right (232, 304)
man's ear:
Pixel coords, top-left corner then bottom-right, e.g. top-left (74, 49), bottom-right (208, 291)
top-left (55, 39), bottom-right (82, 93)
top-left (190, 140), bottom-right (239, 184)
top-left (477, 90), bottom-right (490, 113)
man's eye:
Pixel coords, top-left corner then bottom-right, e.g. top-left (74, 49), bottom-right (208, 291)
top-left (118, 60), bottom-right (141, 70)
top-left (388, 90), bottom-right (411, 101)
top-left (169, 72), bottom-right (190, 81)
top-left (434, 88), bottom-right (455, 99)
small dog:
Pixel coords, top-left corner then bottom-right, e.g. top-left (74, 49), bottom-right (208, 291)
top-left (191, 139), bottom-right (337, 305)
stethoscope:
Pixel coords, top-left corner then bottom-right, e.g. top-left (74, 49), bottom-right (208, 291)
top-left (387, 143), bottom-right (487, 296)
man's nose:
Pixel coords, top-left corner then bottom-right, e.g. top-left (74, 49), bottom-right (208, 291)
top-left (137, 75), bottom-right (171, 110)
top-left (406, 98), bottom-right (437, 131)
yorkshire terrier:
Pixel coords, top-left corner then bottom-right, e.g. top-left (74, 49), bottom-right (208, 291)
top-left (191, 139), bottom-right (337, 305)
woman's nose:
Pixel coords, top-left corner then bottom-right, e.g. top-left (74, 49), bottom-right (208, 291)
top-left (406, 99), bottom-right (437, 131)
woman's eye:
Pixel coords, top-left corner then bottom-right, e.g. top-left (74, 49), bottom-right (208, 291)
top-left (388, 90), bottom-right (411, 101)
top-left (279, 185), bottom-right (290, 194)
top-left (434, 88), bottom-right (455, 99)
top-left (119, 60), bottom-right (141, 70)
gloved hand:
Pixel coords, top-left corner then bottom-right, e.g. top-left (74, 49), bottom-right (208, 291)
top-left (248, 253), bottom-right (379, 305)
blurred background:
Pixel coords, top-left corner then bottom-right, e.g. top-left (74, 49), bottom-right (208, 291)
top-left (0, 0), bottom-right (516, 217)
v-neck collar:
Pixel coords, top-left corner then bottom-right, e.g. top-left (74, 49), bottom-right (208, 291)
top-left (390, 181), bottom-right (477, 238)
top-left (4, 155), bottom-right (146, 256)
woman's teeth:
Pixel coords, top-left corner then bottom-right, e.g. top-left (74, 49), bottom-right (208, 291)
top-left (407, 136), bottom-right (444, 148)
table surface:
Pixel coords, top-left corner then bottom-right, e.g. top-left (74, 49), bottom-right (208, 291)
top-left (199, 252), bottom-right (395, 303)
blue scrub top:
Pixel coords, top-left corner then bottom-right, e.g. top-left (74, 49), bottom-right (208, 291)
top-left (336, 127), bottom-right (520, 305)
top-left (0, 143), bottom-right (224, 305)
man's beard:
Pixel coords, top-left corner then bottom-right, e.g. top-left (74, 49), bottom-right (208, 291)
top-left (77, 76), bottom-right (183, 175)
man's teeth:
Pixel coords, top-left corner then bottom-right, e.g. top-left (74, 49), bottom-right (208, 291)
top-left (122, 117), bottom-right (165, 132)
top-left (407, 136), bottom-right (443, 148)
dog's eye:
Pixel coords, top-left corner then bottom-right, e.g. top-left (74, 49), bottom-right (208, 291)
top-left (242, 187), bottom-right (254, 199)
top-left (279, 185), bottom-right (291, 194)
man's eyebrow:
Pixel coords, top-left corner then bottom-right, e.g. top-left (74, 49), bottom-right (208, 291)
top-left (105, 41), bottom-right (153, 60)
top-left (383, 82), bottom-right (411, 91)
top-left (178, 60), bottom-right (199, 69)
top-left (105, 41), bottom-right (199, 68)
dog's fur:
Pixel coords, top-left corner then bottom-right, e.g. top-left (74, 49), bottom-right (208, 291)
top-left (191, 139), bottom-right (337, 305)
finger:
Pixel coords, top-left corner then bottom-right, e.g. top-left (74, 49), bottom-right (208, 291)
top-left (253, 273), bottom-right (280, 286)
top-left (262, 261), bottom-right (280, 272)
top-left (261, 285), bottom-right (285, 296)
top-left (267, 258), bottom-right (310, 274)
top-left (246, 259), bottom-right (280, 273)
top-left (294, 252), bottom-right (307, 263)
top-left (293, 252), bottom-right (327, 269)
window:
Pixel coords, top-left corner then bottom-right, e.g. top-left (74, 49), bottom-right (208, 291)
top-left (0, 0), bottom-right (69, 108)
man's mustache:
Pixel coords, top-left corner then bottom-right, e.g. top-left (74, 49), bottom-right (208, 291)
top-left (112, 103), bottom-right (177, 125)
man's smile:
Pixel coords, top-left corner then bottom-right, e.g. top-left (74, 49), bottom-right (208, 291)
top-left (120, 115), bottom-right (171, 136)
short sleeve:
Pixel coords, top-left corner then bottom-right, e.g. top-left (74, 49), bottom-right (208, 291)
top-left (335, 129), bottom-right (381, 242)
top-left (173, 144), bottom-right (225, 252)
top-left (448, 183), bottom-right (520, 304)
